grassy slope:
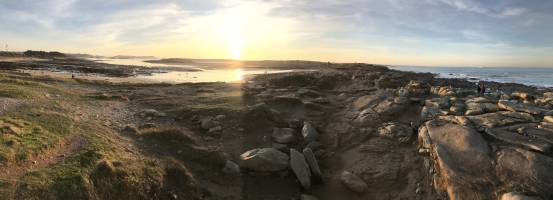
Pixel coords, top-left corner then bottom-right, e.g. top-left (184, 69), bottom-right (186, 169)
top-left (0, 73), bottom-right (167, 200)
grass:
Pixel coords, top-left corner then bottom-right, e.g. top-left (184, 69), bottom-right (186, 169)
top-left (0, 85), bottom-right (38, 98)
top-left (0, 117), bottom-right (65, 163)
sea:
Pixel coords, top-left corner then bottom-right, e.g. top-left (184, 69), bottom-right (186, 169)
top-left (390, 66), bottom-right (553, 88)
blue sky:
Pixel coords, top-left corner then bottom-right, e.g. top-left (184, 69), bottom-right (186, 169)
top-left (1, 0), bottom-right (552, 67)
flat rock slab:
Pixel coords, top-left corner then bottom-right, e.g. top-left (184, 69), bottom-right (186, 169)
top-left (486, 128), bottom-right (551, 153)
top-left (290, 149), bottom-right (311, 189)
top-left (421, 120), bottom-right (494, 199)
top-left (523, 128), bottom-right (553, 144)
top-left (498, 101), bottom-right (546, 115)
top-left (467, 111), bottom-right (535, 129)
top-left (497, 148), bottom-right (553, 198)
top-left (302, 148), bottom-right (322, 178)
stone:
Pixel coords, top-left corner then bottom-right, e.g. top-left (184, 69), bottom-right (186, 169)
top-left (215, 115), bottom-right (226, 120)
top-left (378, 122), bottom-right (413, 143)
top-left (208, 126), bottom-right (222, 133)
top-left (288, 119), bottom-right (303, 129)
top-left (121, 124), bottom-right (138, 135)
top-left (222, 160), bottom-right (240, 174)
top-left (272, 128), bottom-right (297, 144)
top-left (340, 171), bottom-right (368, 193)
top-left (498, 100), bottom-right (546, 115)
top-left (302, 121), bottom-right (318, 143)
top-left (355, 108), bottom-right (381, 126)
top-left (497, 148), bottom-right (553, 198)
top-left (544, 116), bottom-right (553, 123)
top-left (511, 92), bottom-right (533, 101)
top-left (200, 118), bottom-right (218, 130)
top-left (302, 148), bottom-right (322, 178)
top-left (465, 102), bottom-right (499, 115)
top-left (305, 141), bottom-right (322, 151)
top-left (466, 97), bottom-right (494, 104)
top-left (271, 143), bottom-right (289, 153)
top-left (290, 149), bottom-right (311, 189)
top-left (421, 106), bottom-right (442, 121)
top-left (419, 120), bottom-right (494, 199)
top-left (240, 148), bottom-right (289, 172)
top-left (500, 192), bottom-right (542, 200)
top-left (300, 194), bottom-right (319, 200)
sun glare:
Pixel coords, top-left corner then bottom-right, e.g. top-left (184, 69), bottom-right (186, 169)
top-left (224, 14), bottom-right (245, 60)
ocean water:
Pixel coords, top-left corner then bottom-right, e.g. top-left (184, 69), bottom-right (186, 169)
top-left (390, 66), bottom-right (553, 88)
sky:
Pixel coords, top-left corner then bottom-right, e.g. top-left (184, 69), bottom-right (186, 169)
top-left (1, 0), bottom-right (553, 67)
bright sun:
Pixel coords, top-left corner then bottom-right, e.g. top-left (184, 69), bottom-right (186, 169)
top-left (224, 15), bottom-right (245, 60)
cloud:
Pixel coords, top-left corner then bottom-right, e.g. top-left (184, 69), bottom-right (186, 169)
top-left (1, 0), bottom-right (553, 66)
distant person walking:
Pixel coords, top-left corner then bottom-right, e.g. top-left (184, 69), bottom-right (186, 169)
top-left (478, 82), bottom-right (486, 95)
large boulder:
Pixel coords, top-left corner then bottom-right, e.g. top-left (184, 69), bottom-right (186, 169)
top-left (290, 149), bottom-right (311, 189)
top-left (419, 120), bottom-right (494, 199)
top-left (340, 171), bottom-right (368, 193)
top-left (240, 148), bottom-right (289, 172)
top-left (497, 148), bottom-right (553, 198)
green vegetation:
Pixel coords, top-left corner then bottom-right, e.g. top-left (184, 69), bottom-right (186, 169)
top-left (0, 118), bottom-right (64, 163)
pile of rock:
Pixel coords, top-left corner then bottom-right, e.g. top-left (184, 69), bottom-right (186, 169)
top-left (238, 120), bottom-right (323, 199)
